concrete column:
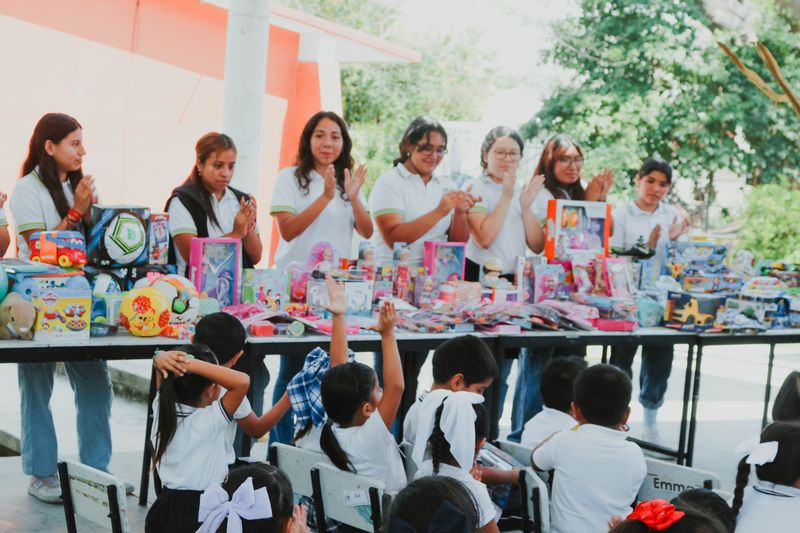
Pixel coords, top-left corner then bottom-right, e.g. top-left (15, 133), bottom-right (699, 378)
top-left (298, 33), bottom-right (342, 114)
top-left (222, 0), bottom-right (270, 195)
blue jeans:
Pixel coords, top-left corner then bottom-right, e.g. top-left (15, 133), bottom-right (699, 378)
top-left (233, 354), bottom-right (269, 455)
top-left (268, 354), bottom-right (305, 445)
top-left (19, 361), bottom-right (113, 477)
top-left (610, 345), bottom-right (674, 410)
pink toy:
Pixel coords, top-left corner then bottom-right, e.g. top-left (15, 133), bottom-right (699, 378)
top-left (423, 241), bottom-right (466, 282)
top-left (603, 258), bottom-right (632, 298)
top-left (534, 264), bottom-right (564, 303)
top-left (189, 238), bottom-right (241, 307)
top-left (544, 199), bottom-right (611, 261)
top-left (307, 241), bottom-right (336, 274)
top-left (250, 321), bottom-right (275, 336)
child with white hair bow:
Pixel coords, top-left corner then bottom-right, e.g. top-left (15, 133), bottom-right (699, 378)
top-left (196, 463), bottom-right (308, 533)
top-left (412, 391), bottom-right (500, 533)
top-left (732, 421), bottom-right (800, 533)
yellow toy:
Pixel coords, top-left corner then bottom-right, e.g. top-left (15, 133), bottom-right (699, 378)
top-left (119, 287), bottom-right (170, 337)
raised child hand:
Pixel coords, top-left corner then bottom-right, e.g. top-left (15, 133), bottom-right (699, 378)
top-left (369, 300), bottom-right (396, 335)
top-left (323, 274), bottom-right (347, 316)
top-left (153, 350), bottom-right (193, 378)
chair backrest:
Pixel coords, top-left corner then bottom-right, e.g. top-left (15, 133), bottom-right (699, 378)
top-left (494, 440), bottom-right (550, 533)
top-left (399, 441), bottom-right (417, 481)
top-left (495, 439), bottom-right (533, 467)
top-left (269, 443), bottom-right (328, 499)
top-left (311, 462), bottom-right (392, 533)
top-left (638, 458), bottom-right (721, 502)
top-left (58, 461), bottom-right (128, 533)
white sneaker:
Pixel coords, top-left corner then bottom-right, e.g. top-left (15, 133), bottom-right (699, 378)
top-left (28, 475), bottom-right (62, 504)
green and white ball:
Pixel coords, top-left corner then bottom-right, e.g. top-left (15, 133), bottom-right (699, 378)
top-left (104, 213), bottom-right (146, 265)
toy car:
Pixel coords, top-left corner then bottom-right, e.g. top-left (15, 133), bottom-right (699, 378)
top-left (29, 231), bottom-right (87, 268)
top-left (672, 299), bottom-right (714, 326)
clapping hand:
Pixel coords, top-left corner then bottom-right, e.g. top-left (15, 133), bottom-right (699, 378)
top-left (344, 163), bottom-right (366, 202)
top-left (585, 169), bottom-right (613, 201)
top-left (668, 215), bottom-right (690, 240)
top-left (322, 164), bottom-right (337, 200)
top-left (74, 175), bottom-right (96, 213)
top-left (520, 174), bottom-right (545, 210)
top-left (647, 224), bottom-right (662, 248)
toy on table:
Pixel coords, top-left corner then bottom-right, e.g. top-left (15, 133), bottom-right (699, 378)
top-left (149, 274), bottom-right (200, 325)
top-left (423, 241), bottom-right (466, 282)
top-left (308, 241), bottom-right (335, 278)
top-left (241, 269), bottom-right (289, 311)
top-left (604, 258), bottom-right (632, 298)
top-left (544, 199), bottom-right (610, 261)
top-left (550, 259), bottom-right (575, 297)
top-left (307, 277), bottom-right (374, 318)
top-left (0, 292), bottom-right (37, 340)
top-left (86, 205), bottom-right (150, 268)
top-left (31, 284), bottom-right (91, 340)
top-left (119, 287), bottom-right (170, 337)
top-left (148, 214), bottom-right (169, 265)
top-left (533, 263), bottom-right (564, 303)
top-left (665, 241), bottom-right (727, 280)
top-left (663, 291), bottom-right (725, 331)
top-left (28, 231), bottom-right (87, 268)
top-left (731, 250), bottom-right (756, 276)
top-left (189, 237), bottom-right (241, 307)
top-left (572, 258), bottom-right (596, 294)
top-left (357, 242), bottom-right (375, 281)
top-left (515, 256), bottom-right (541, 303)
top-left (393, 242), bottom-right (411, 301)
top-left (414, 275), bottom-right (439, 309)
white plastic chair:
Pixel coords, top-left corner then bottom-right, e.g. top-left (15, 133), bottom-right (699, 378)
top-left (58, 460), bottom-right (128, 533)
top-left (268, 442), bottom-right (329, 499)
top-left (311, 462), bottom-right (394, 533)
top-left (637, 457), bottom-right (721, 502)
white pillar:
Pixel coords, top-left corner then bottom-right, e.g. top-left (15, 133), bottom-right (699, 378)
top-left (222, 0), bottom-right (270, 195)
top-left (298, 33), bottom-right (342, 114)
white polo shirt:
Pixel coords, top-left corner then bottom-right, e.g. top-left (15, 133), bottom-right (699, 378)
top-left (151, 395), bottom-right (233, 490)
top-left (269, 166), bottom-right (365, 269)
top-left (532, 187), bottom-right (567, 222)
top-left (415, 461), bottom-right (499, 528)
top-left (610, 200), bottom-right (680, 252)
top-left (735, 481), bottom-right (800, 533)
top-left (520, 407), bottom-right (577, 449)
top-left (331, 411), bottom-right (407, 492)
top-left (10, 169), bottom-right (76, 259)
top-left (464, 174), bottom-right (533, 274)
top-left (402, 392), bottom-right (427, 445)
top-left (532, 424), bottom-right (646, 533)
top-left (223, 391), bottom-right (253, 464)
top-left (168, 187), bottom-right (253, 275)
top-left (295, 425), bottom-right (324, 454)
top-left (369, 164), bottom-right (457, 266)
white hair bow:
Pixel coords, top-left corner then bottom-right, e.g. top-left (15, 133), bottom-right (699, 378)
top-left (745, 441), bottom-right (779, 466)
top-left (196, 477), bottom-right (273, 533)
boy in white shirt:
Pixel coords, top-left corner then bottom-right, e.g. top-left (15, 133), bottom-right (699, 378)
top-left (533, 364), bottom-right (646, 533)
top-left (520, 356), bottom-right (585, 449)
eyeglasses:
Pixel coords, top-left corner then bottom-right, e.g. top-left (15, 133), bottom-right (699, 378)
top-left (416, 143), bottom-right (447, 156)
top-left (491, 149), bottom-right (521, 161)
top-left (556, 156), bottom-right (584, 166)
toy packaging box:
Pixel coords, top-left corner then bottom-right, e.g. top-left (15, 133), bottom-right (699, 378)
top-left (241, 269), bottom-right (289, 311)
top-left (306, 278), bottom-right (374, 317)
top-left (28, 231), bottom-right (87, 268)
top-left (189, 238), bottom-right (241, 307)
top-left (533, 263), bottom-right (564, 303)
top-left (148, 214), bottom-right (169, 265)
top-left (86, 205), bottom-right (151, 268)
top-left (664, 291), bottom-right (726, 331)
top-left (665, 242), bottom-right (727, 279)
top-left (423, 241), bottom-right (466, 282)
top-left (544, 200), bottom-right (611, 261)
top-left (725, 297), bottom-right (791, 329)
top-left (515, 256), bottom-right (542, 303)
top-left (31, 287), bottom-right (91, 339)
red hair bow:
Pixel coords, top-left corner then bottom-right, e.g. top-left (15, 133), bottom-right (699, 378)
top-left (626, 499), bottom-right (686, 531)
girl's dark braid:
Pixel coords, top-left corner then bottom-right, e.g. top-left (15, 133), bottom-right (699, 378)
top-left (731, 456), bottom-right (750, 517)
top-left (429, 403), bottom-right (449, 475)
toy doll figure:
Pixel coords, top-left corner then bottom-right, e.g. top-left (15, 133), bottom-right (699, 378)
top-left (308, 241), bottom-right (335, 278)
top-left (481, 257), bottom-right (503, 285)
top-left (536, 274), bottom-right (559, 303)
top-left (358, 243), bottom-right (375, 280)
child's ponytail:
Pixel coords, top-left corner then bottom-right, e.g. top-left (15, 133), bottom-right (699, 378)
top-left (429, 404), bottom-right (449, 475)
top-left (320, 420), bottom-right (355, 472)
top-left (153, 343), bottom-right (218, 467)
top-left (730, 455), bottom-right (750, 517)
top-left (423, 394), bottom-right (488, 475)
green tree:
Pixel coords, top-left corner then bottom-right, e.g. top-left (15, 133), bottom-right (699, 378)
top-left (737, 182), bottom-right (800, 261)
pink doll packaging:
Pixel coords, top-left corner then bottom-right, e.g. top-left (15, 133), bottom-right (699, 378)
top-left (544, 199), bottom-right (611, 261)
top-left (533, 263), bottom-right (564, 304)
top-left (189, 237), bottom-right (241, 307)
top-left (603, 257), bottom-right (633, 298)
top-left (423, 241), bottom-right (466, 282)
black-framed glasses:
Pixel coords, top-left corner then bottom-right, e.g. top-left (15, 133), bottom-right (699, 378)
top-left (415, 143), bottom-right (447, 156)
top-left (491, 149), bottom-right (521, 160)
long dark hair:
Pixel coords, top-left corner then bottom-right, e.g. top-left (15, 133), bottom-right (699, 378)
top-left (217, 463), bottom-right (294, 533)
top-left (21, 113), bottom-right (83, 218)
top-left (480, 126), bottom-right (524, 171)
top-left (184, 132), bottom-right (237, 231)
top-left (609, 507), bottom-right (727, 533)
top-left (319, 362), bottom-right (376, 472)
top-left (428, 401), bottom-right (488, 475)
top-left (294, 111), bottom-right (352, 200)
top-left (773, 370), bottom-right (800, 422)
top-left (533, 133), bottom-right (585, 200)
top-left (383, 476), bottom-right (480, 533)
top-left (153, 343), bottom-right (219, 467)
top-left (732, 421), bottom-right (800, 517)
top-left (394, 116), bottom-right (448, 166)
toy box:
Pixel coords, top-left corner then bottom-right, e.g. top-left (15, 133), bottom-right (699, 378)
top-left (515, 256), bottom-right (542, 303)
top-left (86, 205), bottom-right (151, 268)
top-left (533, 263), bottom-right (564, 303)
top-left (189, 238), bottom-right (241, 307)
top-left (544, 199), bottom-right (611, 261)
top-left (664, 291), bottom-right (725, 331)
top-left (241, 269), bottom-right (289, 311)
top-left (665, 242), bottom-right (727, 280)
top-left (148, 214), bottom-right (169, 265)
top-left (603, 258), bottom-right (633, 298)
top-left (306, 278), bottom-right (374, 317)
top-left (725, 297), bottom-right (791, 329)
top-left (423, 241), bottom-right (466, 282)
top-left (28, 231), bottom-right (87, 268)
top-left (31, 287), bottom-right (91, 340)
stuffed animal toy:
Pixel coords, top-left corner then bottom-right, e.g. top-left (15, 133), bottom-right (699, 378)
top-left (0, 292), bottom-right (37, 340)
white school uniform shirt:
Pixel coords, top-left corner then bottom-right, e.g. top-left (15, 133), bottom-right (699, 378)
top-left (532, 424), bottom-right (646, 533)
top-left (151, 394), bottom-right (234, 490)
top-left (295, 425), bottom-right (324, 454)
top-left (369, 164), bottom-right (457, 266)
top-left (402, 392), bottom-right (427, 446)
top-left (610, 200), bottom-right (681, 252)
top-left (221, 388), bottom-right (253, 464)
top-left (331, 411), bottom-right (407, 492)
top-left (168, 187), bottom-right (254, 275)
top-left (734, 481), bottom-right (800, 533)
top-left (269, 166), bottom-right (366, 270)
top-left (464, 174), bottom-right (531, 274)
top-left (10, 169), bottom-right (76, 259)
top-left (520, 407), bottom-right (577, 449)
top-left (415, 461), bottom-right (499, 528)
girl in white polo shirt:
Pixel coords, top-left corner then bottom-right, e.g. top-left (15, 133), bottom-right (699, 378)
top-left (608, 158), bottom-right (689, 444)
top-left (9, 113), bottom-right (113, 504)
top-left (268, 111), bottom-right (373, 446)
top-left (145, 344), bottom-right (250, 533)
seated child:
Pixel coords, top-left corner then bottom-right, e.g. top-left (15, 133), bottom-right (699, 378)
top-left (532, 364), bottom-right (646, 533)
top-left (609, 499), bottom-right (727, 533)
top-left (384, 476), bottom-right (480, 533)
top-left (671, 488), bottom-right (735, 533)
top-left (413, 392), bottom-right (499, 532)
top-left (155, 312), bottom-right (291, 465)
top-left (145, 344), bottom-right (250, 533)
top-left (772, 370), bottom-right (800, 422)
top-left (287, 275), bottom-right (353, 452)
top-left (520, 356), bottom-right (585, 448)
top-left (196, 462), bottom-right (309, 533)
top-left (732, 421), bottom-right (800, 533)
top-left (319, 300), bottom-right (407, 491)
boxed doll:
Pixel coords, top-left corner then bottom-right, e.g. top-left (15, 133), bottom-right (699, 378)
top-left (148, 214), bottom-right (170, 265)
top-left (241, 269), bottom-right (289, 311)
top-left (544, 199), bottom-right (611, 261)
top-left (423, 241), bottom-right (466, 282)
top-left (306, 278), bottom-right (375, 317)
top-left (533, 263), bottom-right (564, 303)
top-left (86, 205), bottom-right (151, 268)
top-left (189, 238), bottom-right (241, 307)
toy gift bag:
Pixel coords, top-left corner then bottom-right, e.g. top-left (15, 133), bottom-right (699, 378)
top-left (188, 238), bottom-right (241, 307)
top-left (544, 200), bottom-right (611, 261)
top-left (86, 205), bottom-right (151, 268)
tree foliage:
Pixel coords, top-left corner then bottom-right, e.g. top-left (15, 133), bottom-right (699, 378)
top-left (737, 182), bottom-right (800, 262)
